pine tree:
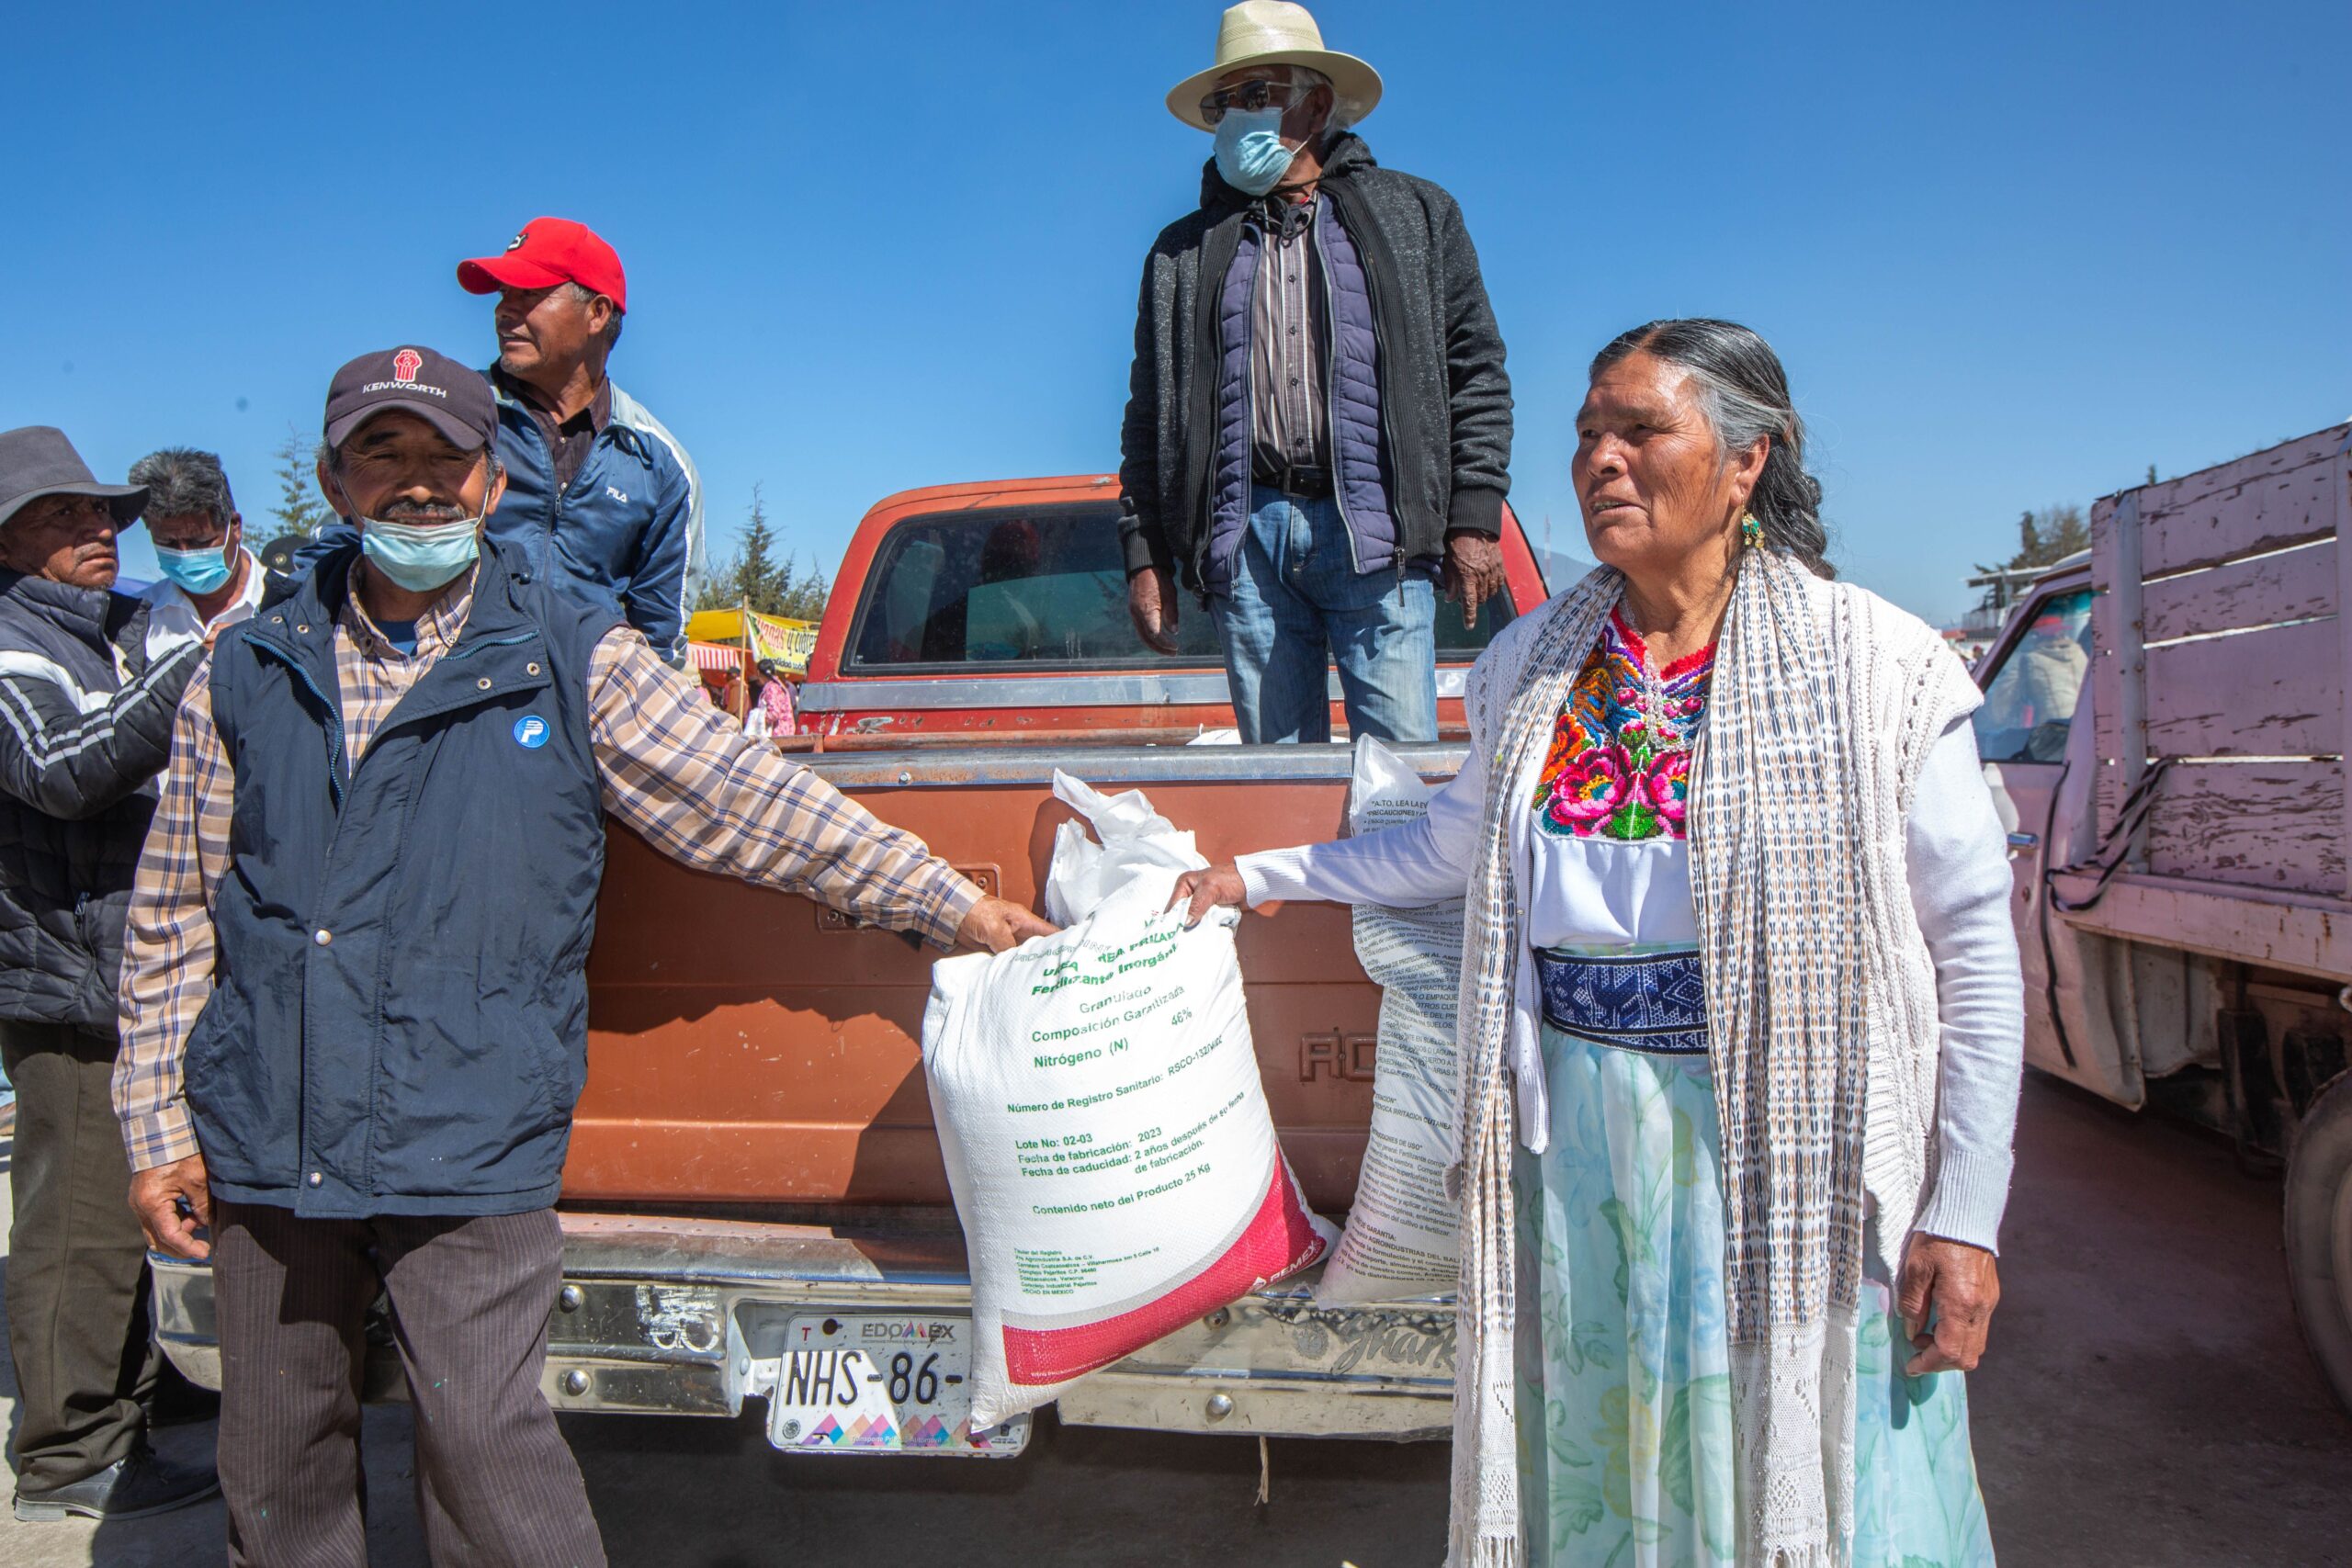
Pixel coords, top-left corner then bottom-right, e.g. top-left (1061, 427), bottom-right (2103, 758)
top-left (690, 484), bottom-right (838, 619)
top-left (776, 558), bottom-right (829, 620)
top-left (2044, 504), bottom-right (2089, 558)
top-left (266, 428), bottom-right (334, 542)
top-left (731, 485), bottom-right (785, 612)
top-left (2012, 511), bottom-right (2043, 570)
top-left (2008, 504), bottom-right (2088, 570)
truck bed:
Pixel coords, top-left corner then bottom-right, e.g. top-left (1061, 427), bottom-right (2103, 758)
top-left (567, 742), bottom-right (1459, 1215)
top-left (2071, 424), bottom-right (2352, 977)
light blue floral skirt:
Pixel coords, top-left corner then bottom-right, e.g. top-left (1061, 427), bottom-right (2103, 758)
top-left (1512, 1022), bottom-right (1996, 1567)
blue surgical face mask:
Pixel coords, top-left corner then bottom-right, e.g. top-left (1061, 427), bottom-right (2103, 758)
top-left (1213, 107), bottom-right (1295, 197)
top-left (359, 515), bottom-right (481, 592)
top-left (153, 542), bottom-right (235, 595)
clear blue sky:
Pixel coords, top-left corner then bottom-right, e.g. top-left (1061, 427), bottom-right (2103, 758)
top-left (4, 1), bottom-right (2344, 624)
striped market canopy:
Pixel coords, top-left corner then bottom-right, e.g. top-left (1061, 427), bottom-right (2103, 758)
top-left (689, 641), bottom-right (749, 677)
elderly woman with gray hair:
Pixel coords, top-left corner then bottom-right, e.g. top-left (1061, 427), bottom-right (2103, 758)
top-left (1176, 319), bottom-right (2019, 1567)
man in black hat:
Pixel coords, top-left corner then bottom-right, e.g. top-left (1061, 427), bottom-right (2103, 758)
top-left (114, 351), bottom-right (1048, 1562)
top-left (0, 426), bottom-right (218, 1521)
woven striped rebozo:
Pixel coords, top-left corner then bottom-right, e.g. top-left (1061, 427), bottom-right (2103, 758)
top-left (1445, 547), bottom-right (1980, 1568)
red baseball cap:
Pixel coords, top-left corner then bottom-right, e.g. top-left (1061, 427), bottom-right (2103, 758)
top-left (456, 218), bottom-right (628, 312)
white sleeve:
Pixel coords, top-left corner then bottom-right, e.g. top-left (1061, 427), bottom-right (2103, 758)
top-left (1905, 717), bottom-right (2027, 1254)
top-left (1236, 742), bottom-right (1486, 909)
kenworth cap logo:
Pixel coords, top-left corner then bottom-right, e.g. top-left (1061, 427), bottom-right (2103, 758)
top-left (391, 349), bottom-right (423, 384)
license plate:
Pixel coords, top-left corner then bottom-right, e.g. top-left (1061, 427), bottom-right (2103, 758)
top-left (764, 1314), bottom-right (1028, 1457)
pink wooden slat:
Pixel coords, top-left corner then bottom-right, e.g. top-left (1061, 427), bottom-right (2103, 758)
top-left (2142, 618), bottom-right (2344, 760)
top-left (2131, 425), bottom-right (2345, 533)
top-left (2144, 759), bottom-right (2345, 896)
top-left (2335, 434), bottom-right (2352, 898)
top-left (2142, 538), bottom-right (2336, 643)
top-left (2051, 871), bottom-right (2352, 982)
top-left (2110, 492), bottom-right (2149, 866)
top-left (2088, 494), bottom-right (2128, 840)
top-left (2092, 751), bottom-right (2121, 841)
top-left (2138, 425), bottom-right (2348, 579)
top-left (2090, 667), bottom-right (2122, 832)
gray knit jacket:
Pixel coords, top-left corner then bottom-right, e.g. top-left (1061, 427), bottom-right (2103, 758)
top-left (1117, 134), bottom-right (1513, 593)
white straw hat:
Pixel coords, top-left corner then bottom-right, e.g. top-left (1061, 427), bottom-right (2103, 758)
top-left (1165, 2), bottom-right (1383, 132)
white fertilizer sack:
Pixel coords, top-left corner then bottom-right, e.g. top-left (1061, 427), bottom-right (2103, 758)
top-left (923, 780), bottom-right (1332, 1428)
top-left (1040, 773), bottom-right (1204, 928)
top-left (1313, 738), bottom-right (1466, 1305)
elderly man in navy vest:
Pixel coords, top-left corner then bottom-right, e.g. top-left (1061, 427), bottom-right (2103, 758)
top-left (1119, 2), bottom-right (1512, 744)
top-left (113, 347), bottom-right (1051, 1563)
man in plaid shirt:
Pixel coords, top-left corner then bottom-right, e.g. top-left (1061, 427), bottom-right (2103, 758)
top-left (112, 346), bottom-right (1051, 1565)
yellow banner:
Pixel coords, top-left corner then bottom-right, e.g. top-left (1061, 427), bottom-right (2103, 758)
top-left (748, 614), bottom-right (817, 674)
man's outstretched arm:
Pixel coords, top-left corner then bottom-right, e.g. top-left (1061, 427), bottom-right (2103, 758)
top-left (585, 628), bottom-right (1052, 951)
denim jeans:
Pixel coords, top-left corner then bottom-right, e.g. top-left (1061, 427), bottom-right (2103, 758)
top-left (1209, 485), bottom-right (1437, 744)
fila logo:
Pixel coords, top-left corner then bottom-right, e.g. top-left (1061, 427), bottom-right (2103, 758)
top-left (606, 485), bottom-right (629, 503)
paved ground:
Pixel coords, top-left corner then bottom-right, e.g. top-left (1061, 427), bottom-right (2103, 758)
top-left (0, 1074), bottom-right (2346, 1567)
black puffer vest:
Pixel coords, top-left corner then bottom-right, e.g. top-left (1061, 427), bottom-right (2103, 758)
top-left (0, 574), bottom-right (181, 1029)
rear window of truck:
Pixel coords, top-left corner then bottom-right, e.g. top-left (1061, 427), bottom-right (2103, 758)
top-left (844, 502), bottom-right (1515, 673)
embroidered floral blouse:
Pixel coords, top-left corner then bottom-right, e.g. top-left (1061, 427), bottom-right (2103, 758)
top-left (1532, 610), bottom-right (1714, 843)
top-left (1494, 608), bottom-right (1713, 953)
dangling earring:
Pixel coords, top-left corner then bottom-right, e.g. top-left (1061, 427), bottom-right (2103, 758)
top-left (1740, 513), bottom-right (1764, 548)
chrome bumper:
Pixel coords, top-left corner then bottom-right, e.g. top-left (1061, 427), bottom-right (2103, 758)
top-left (150, 1212), bottom-right (1455, 1442)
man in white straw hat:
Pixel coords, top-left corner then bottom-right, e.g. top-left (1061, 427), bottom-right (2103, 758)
top-left (1119, 1), bottom-right (1513, 745)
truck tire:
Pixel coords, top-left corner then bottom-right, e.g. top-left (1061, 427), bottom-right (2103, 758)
top-left (2285, 1072), bottom-right (2352, 1416)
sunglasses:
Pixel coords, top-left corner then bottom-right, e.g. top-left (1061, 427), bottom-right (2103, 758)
top-left (1199, 77), bottom-right (1318, 126)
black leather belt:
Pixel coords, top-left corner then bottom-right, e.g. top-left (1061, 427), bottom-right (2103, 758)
top-left (1254, 463), bottom-right (1334, 499)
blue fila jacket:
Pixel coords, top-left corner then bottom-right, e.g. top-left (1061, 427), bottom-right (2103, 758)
top-left (304, 376), bottom-right (703, 665)
top-left (491, 378), bottom-right (702, 665)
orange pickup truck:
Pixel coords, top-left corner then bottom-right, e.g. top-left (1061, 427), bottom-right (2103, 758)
top-left (152, 476), bottom-right (1555, 1455)
top-left (794, 474), bottom-right (1548, 747)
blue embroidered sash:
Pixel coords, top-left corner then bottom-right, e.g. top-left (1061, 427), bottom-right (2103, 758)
top-left (1532, 948), bottom-right (1709, 1055)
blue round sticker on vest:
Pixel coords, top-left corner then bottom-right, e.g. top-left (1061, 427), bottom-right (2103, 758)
top-left (513, 716), bottom-right (550, 750)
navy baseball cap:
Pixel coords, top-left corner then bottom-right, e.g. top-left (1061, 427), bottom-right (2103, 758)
top-left (322, 346), bottom-right (496, 453)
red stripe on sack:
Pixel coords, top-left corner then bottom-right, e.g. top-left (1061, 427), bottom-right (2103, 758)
top-left (1001, 1163), bottom-right (1327, 1387)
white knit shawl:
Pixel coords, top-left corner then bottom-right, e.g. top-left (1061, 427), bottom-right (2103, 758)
top-left (1445, 552), bottom-right (1980, 1568)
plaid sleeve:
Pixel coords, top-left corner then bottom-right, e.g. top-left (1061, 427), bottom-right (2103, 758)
top-left (587, 629), bottom-right (982, 948)
top-left (114, 654), bottom-right (232, 1171)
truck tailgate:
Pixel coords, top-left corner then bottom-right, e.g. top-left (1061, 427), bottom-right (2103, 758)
top-left (569, 742), bottom-right (1464, 1214)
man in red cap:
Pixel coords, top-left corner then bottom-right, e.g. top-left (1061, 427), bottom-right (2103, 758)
top-left (461, 218), bottom-right (703, 666)
top-left (309, 219), bottom-right (704, 665)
